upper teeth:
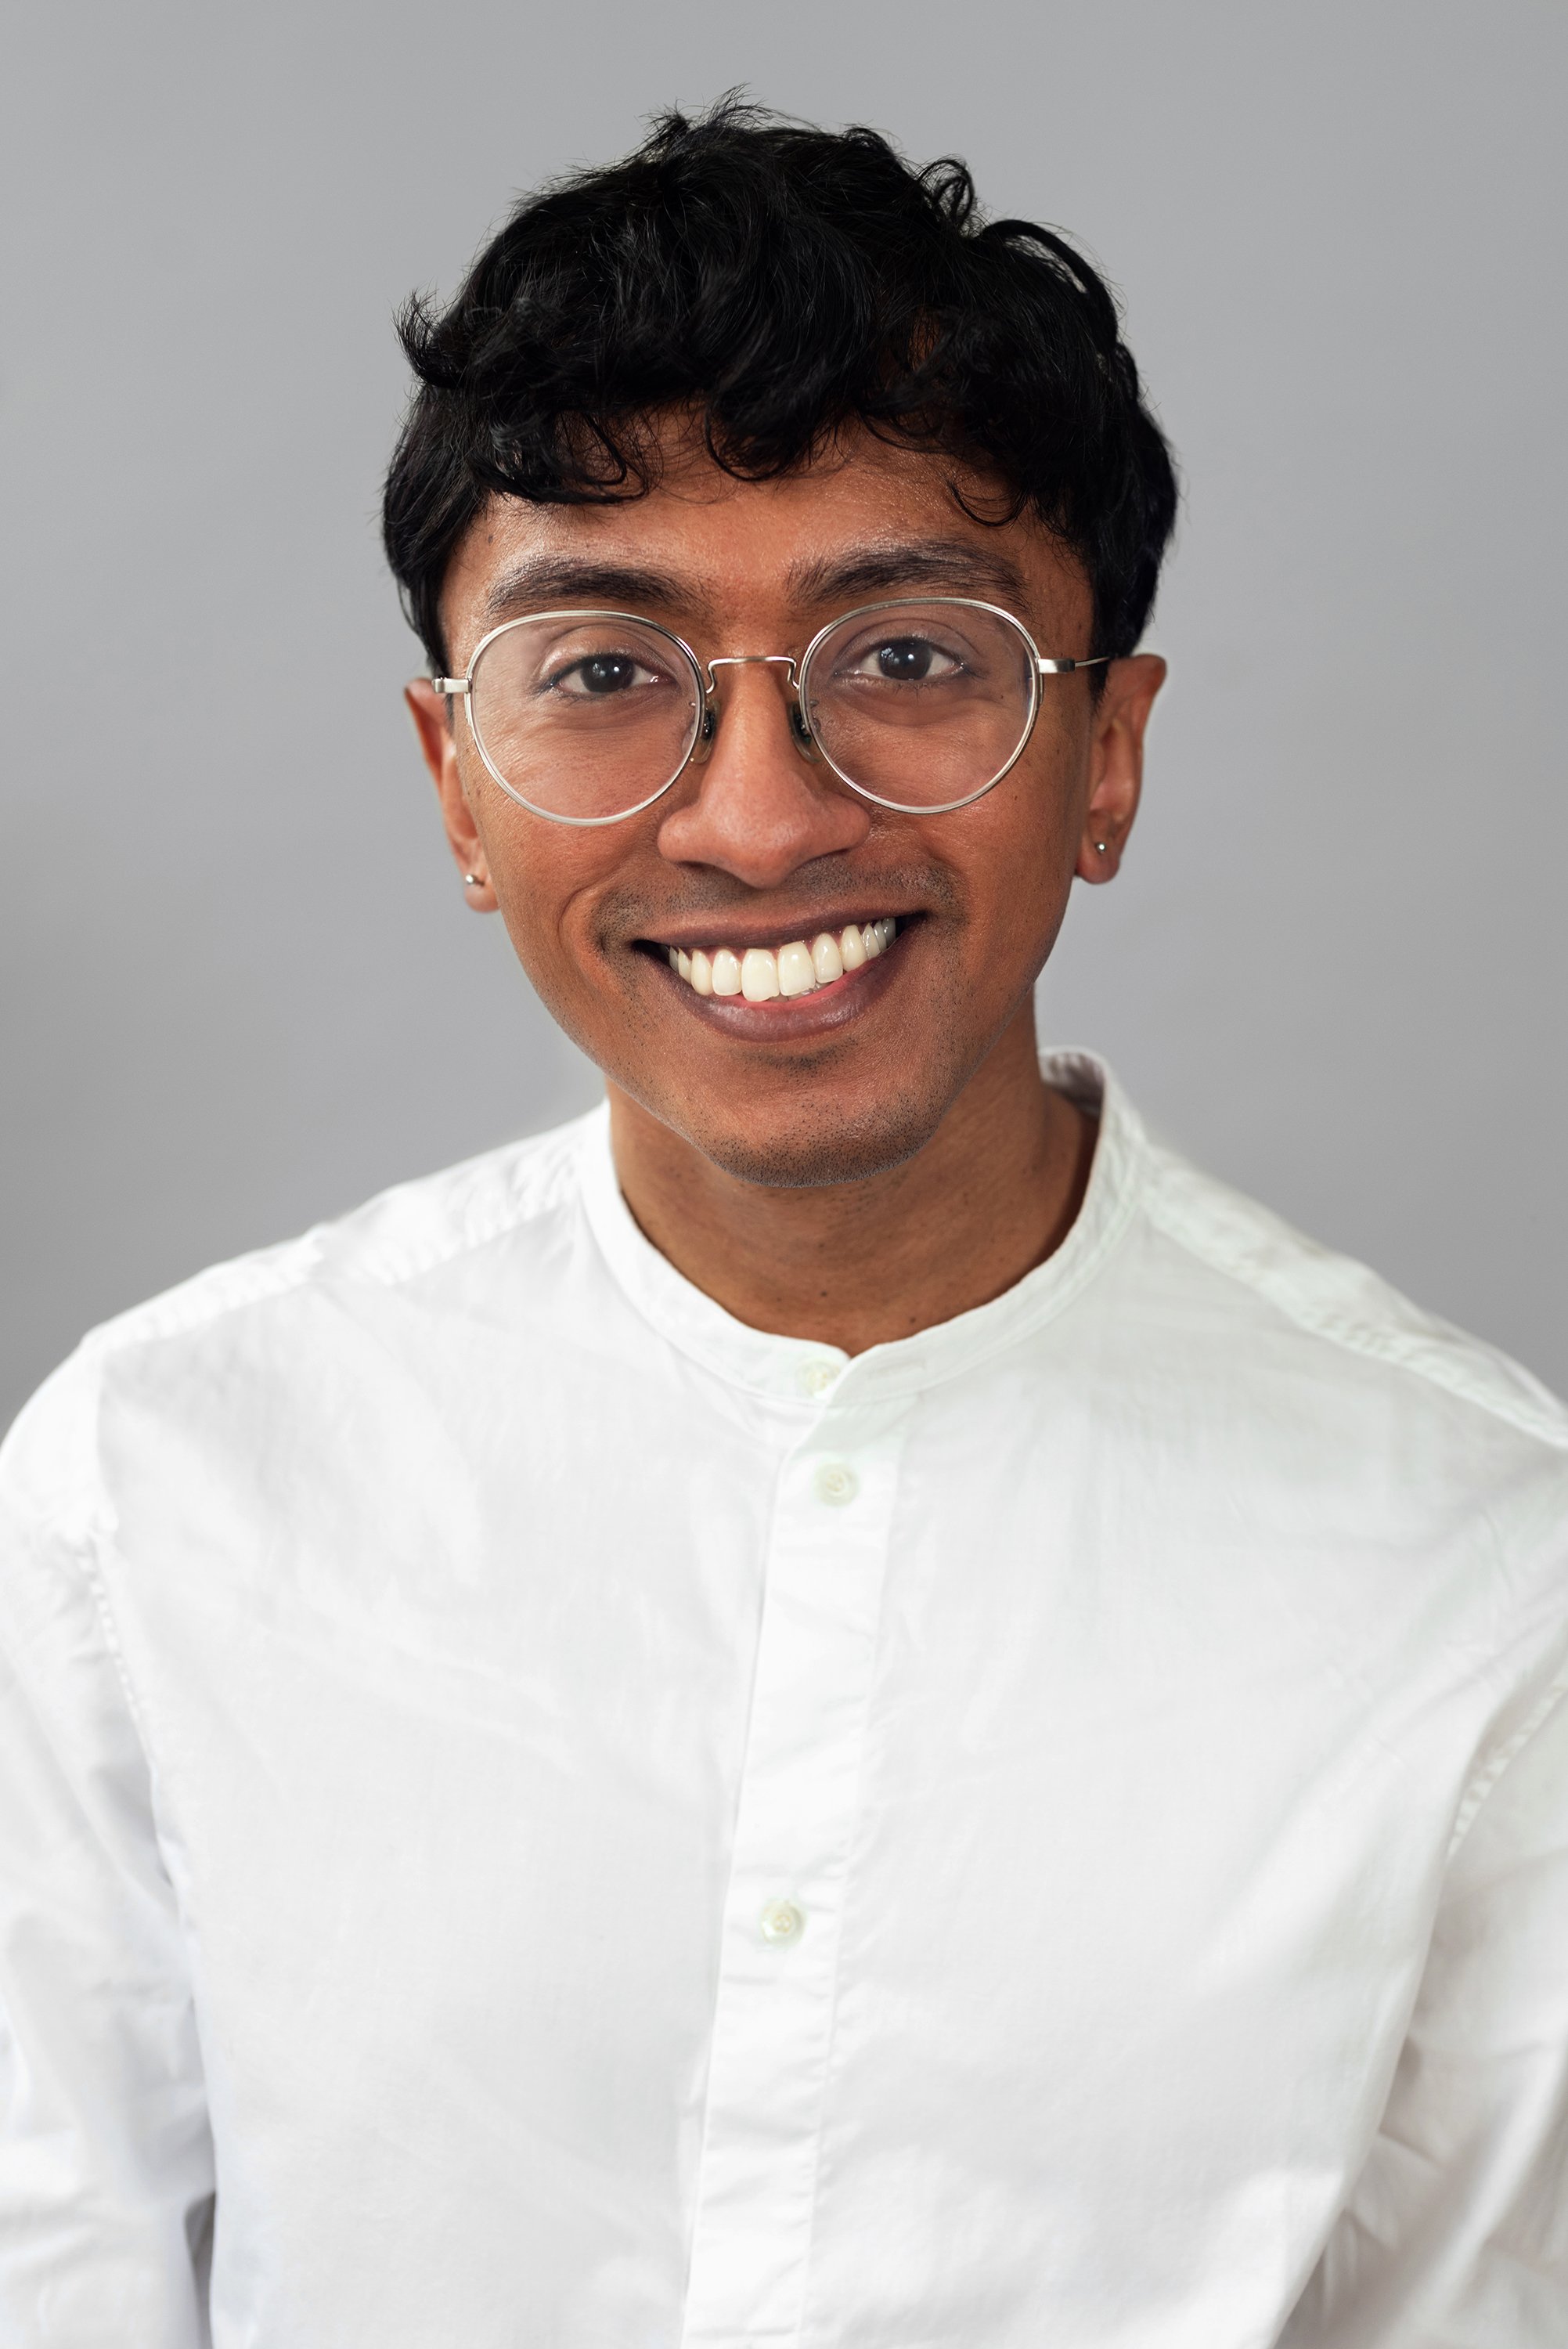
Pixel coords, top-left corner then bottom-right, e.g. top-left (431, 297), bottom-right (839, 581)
top-left (667, 919), bottom-right (897, 1001)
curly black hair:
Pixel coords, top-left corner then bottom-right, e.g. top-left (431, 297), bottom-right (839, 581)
top-left (382, 99), bottom-right (1178, 676)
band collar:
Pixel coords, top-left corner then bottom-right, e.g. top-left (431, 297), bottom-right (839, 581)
top-left (576, 1049), bottom-right (1146, 1408)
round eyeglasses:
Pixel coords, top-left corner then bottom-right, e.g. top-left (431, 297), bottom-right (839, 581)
top-left (432, 597), bottom-right (1107, 827)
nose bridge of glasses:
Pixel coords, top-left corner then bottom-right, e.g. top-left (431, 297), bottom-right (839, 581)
top-left (695, 652), bottom-right (818, 761)
top-left (700, 651), bottom-right (801, 695)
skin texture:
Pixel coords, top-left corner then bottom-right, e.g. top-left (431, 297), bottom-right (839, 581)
top-left (407, 423), bottom-right (1164, 1353)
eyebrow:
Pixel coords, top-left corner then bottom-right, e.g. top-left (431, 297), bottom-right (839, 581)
top-left (784, 539), bottom-right (1032, 608)
top-left (481, 555), bottom-right (694, 622)
top-left (478, 536), bottom-right (1033, 630)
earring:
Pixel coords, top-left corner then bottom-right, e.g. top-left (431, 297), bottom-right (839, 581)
top-left (1093, 840), bottom-right (1109, 854)
top-left (463, 872), bottom-right (484, 888)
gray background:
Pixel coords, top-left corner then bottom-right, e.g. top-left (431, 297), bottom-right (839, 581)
top-left (2, 0), bottom-right (1563, 1430)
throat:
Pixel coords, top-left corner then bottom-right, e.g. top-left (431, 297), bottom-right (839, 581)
top-left (605, 1027), bottom-right (1094, 1355)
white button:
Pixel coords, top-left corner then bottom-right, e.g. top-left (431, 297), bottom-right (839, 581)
top-left (798, 1358), bottom-right (840, 1398)
top-left (813, 1460), bottom-right (859, 1506)
top-left (759, 1897), bottom-right (805, 1945)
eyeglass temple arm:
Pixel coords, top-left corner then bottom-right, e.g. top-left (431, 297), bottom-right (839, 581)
top-left (1036, 655), bottom-right (1110, 674)
top-left (431, 677), bottom-right (470, 695)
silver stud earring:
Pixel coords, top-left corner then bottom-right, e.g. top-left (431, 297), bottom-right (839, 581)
top-left (463, 872), bottom-right (484, 888)
top-left (1093, 840), bottom-right (1109, 854)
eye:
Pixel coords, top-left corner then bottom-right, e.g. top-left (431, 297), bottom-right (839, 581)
top-left (550, 651), bottom-right (662, 698)
top-left (842, 634), bottom-right (965, 684)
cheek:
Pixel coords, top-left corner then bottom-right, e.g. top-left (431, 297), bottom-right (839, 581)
top-left (488, 875), bottom-right (639, 1078)
top-left (949, 756), bottom-right (1083, 954)
top-left (472, 798), bottom-right (622, 1008)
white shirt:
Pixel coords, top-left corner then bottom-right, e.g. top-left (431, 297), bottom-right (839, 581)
top-left (2, 1052), bottom-right (1566, 2349)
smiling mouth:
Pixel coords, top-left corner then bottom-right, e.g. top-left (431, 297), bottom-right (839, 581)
top-left (655, 918), bottom-right (900, 1002)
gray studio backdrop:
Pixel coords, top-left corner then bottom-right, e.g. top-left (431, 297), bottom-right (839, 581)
top-left (2, 0), bottom-right (1564, 1430)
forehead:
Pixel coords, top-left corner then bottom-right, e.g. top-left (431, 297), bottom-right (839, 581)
top-left (438, 424), bottom-right (1092, 662)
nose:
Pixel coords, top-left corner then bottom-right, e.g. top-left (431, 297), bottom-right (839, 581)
top-left (654, 665), bottom-right (871, 889)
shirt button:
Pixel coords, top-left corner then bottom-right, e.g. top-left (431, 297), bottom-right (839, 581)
top-left (813, 1460), bottom-right (859, 1506)
top-left (798, 1358), bottom-right (840, 1398)
top-left (759, 1897), bottom-right (805, 1945)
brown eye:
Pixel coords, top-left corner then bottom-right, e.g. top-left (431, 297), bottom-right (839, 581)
top-left (838, 633), bottom-right (965, 684)
top-left (876, 638), bottom-right (936, 680)
top-left (573, 654), bottom-right (640, 695)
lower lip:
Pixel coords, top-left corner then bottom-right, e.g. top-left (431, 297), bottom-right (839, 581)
top-left (650, 929), bottom-right (910, 1041)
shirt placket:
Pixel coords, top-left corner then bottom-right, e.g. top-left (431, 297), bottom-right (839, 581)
top-left (679, 1377), bottom-right (910, 2347)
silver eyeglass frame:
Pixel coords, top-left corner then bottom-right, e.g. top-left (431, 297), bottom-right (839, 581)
top-left (431, 595), bottom-right (1108, 827)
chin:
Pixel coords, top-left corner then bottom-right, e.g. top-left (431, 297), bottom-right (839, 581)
top-left (678, 1086), bottom-right (950, 1191)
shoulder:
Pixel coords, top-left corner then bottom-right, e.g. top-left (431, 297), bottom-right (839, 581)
top-left (0, 1110), bottom-right (604, 1532)
top-left (1124, 1133), bottom-right (1568, 1613)
top-left (1101, 1128), bottom-right (1568, 1705)
top-left (103, 1106), bottom-right (599, 1342)
top-left (1135, 1136), bottom-right (1567, 1456)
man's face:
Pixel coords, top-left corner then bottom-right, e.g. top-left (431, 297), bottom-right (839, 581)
top-left (410, 425), bottom-right (1162, 1188)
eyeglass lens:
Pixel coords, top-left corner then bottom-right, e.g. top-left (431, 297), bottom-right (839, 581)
top-left (467, 614), bottom-right (703, 823)
top-left (801, 602), bottom-right (1036, 811)
top-left (466, 601), bottom-right (1039, 821)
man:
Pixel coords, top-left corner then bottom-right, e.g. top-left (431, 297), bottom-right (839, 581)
top-left (2, 102), bottom-right (1565, 2348)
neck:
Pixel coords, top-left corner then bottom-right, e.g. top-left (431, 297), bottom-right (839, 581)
top-left (605, 1005), bottom-right (1095, 1355)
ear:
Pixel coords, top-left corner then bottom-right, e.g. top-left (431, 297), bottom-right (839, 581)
top-left (405, 679), bottom-right (496, 911)
top-left (1075, 653), bottom-right (1167, 883)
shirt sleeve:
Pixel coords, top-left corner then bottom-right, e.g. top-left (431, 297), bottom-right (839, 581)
top-left (0, 1358), bottom-right (214, 2348)
top-left (1283, 1672), bottom-right (1568, 2348)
